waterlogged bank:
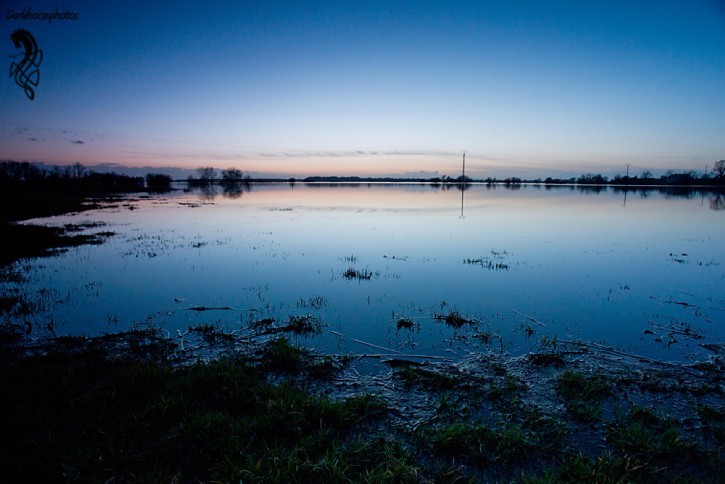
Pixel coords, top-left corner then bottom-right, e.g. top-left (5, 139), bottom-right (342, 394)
top-left (1, 324), bottom-right (722, 482)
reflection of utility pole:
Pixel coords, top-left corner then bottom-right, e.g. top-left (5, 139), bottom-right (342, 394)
top-left (460, 151), bottom-right (467, 219)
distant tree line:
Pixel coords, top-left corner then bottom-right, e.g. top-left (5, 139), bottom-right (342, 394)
top-left (0, 161), bottom-right (173, 192)
top-left (298, 161), bottom-right (724, 187)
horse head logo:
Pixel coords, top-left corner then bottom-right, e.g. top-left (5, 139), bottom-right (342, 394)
top-left (9, 29), bottom-right (43, 100)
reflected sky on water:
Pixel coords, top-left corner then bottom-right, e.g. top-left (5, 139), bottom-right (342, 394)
top-left (5, 184), bottom-right (724, 362)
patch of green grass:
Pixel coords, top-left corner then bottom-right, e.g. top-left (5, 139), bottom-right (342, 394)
top-left (431, 422), bottom-right (533, 467)
top-left (393, 365), bottom-right (461, 390)
top-left (189, 323), bottom-right (237, 344)
top-left (556, 371), bottom-right (612, 421)
top-left (283, 314), bottom-right (323, 335)
top-left (248, 316), bottom-right (276, 330)
top-left (248, 315), bottom-right (322, 336)
top-left (607, 407), bottom-right (700, 462)
top-left (260, 336), bottom-right (310, 373)
top-left (527, 352), bottom-right (565, 367)
top-left (0, 343), bottom-right (395, 482)
top-left (699, 404), bottom-right (725, 444)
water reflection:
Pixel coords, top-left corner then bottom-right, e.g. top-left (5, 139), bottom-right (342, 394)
top-left (184, 181), bottom-right (725, 213)
top-left (3, 184), bottom-right (723, 365)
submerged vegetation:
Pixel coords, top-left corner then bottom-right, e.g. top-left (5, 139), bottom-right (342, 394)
top-left (433, 309), bottom-right (479, 327)
top-left (342, 266), bottom-right (375, 281)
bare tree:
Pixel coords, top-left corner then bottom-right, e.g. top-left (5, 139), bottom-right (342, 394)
top-left (196, 166), bottom-right (217, 183)
top-left (713, 160), bottom-right (725, 178)
top-left (641, 170), bottom-right (652, 180)
top-left (221, 168), bottom-right (243, 182)
top-left (72, 162), bottom-right (86, 178)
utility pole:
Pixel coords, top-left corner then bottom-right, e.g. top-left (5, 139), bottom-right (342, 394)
top-left (625, 163), bottom-right (631, 178)
top-left (462, 151), bottom-right (466, 182)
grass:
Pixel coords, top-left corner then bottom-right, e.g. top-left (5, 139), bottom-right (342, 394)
top-left (342, 267), bottom-right (374, 280)
top-left (556, 371), bottom-right (612, 421)
top-left (433, 310), bottom-right (478, 327)
top-left (396, 317), bottom-right (417, 330)
top-left (464, 250), bottom-right (511, 271)
top-left (433, 422), bottom-right (532, 463)
top-left (247, 314), bottom-right (323, 336)
top-left (0, 221), bottom-right (113, 266)
top-left (393, 365), bottom-right (461, 390)
top-left (0, 336), bottom-right (396, 482)
top-left (1, 328), bottom-right (723, 482)
top-left (527, 352), bottom-right (566, 367)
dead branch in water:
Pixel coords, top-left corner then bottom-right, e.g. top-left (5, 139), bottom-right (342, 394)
top-left (513, 310), bottom-right (546, 327)
top-left (330, 330), bottom-right (400, 353)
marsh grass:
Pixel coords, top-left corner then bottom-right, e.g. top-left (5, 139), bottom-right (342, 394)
top-left (1, 328), bottom-right (722, 482)
top-left (393, 365), bottom-right (461, 391)
top-left (0, 221), bottom-right (112, 266)
top-left (603, 407), bottom-right (708, 481)
top-left (698, 404), bottom-right (725, 445)
top-left (464, 250), bottom-right (511, 271)
top-left (342, 267), bottom-right (374, 280)
top-left (527, 352), bottom-right (566, 367)
top-left (429, 422), bottom-right (534, 467)
top-left (296, 295), bottom-right (328, 309)
top-left (434, 310), bottom-right (477, 327)
top-left (396, 317), bottom-right (417, 330)
top-left (0, 335), bottom-right (396, 482)
top-left (556, 371), bottom-right (612, 421)
top-left (248, 314), bottom-right (323, 336)
top-left (464, 258), bottom-right (510, 270)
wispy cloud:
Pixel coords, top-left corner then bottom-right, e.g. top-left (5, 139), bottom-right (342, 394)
top-left (258, 149), bottom-right (455, 159)
top-left (70, 139), bottom-right (85, 144)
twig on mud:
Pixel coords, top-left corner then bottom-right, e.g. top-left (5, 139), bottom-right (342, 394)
top-left (558, 339), bottom-right (700, 372)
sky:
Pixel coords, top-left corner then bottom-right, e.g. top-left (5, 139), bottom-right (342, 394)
top-left (2, 0), bottom-right (724, 179)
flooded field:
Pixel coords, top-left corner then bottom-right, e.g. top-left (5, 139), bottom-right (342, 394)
top-left (4, 183), bottom-right (724, 365)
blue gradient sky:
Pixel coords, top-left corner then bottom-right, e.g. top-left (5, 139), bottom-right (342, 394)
top-left (2, 0), bottom-right (724, 178)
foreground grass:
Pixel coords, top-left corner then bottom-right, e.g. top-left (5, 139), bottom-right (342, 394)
top-left (0, 335), bottom-right (408, 482)
top-left (1, 326), bottom-right (722, 483)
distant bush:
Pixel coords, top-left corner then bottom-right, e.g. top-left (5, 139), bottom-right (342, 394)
top-left (145, 173), bottom-right (173, 190)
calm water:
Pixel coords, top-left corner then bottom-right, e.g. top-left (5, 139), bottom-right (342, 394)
top-left (5, 184), bottom-right (724, 362)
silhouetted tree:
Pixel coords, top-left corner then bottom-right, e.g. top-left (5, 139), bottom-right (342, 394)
top-left (71, 162), bottom-right (86, 179)
top-left (196, 166), bottom-right (217, 183)
top-left (577, 173), bottom-right (608, 184)
top-left (221, 168), bottom-right (243, 182)
top-left (145, 173), bottom-right (172, 190)
top-left (713, 160), bottom-right (725, 178)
